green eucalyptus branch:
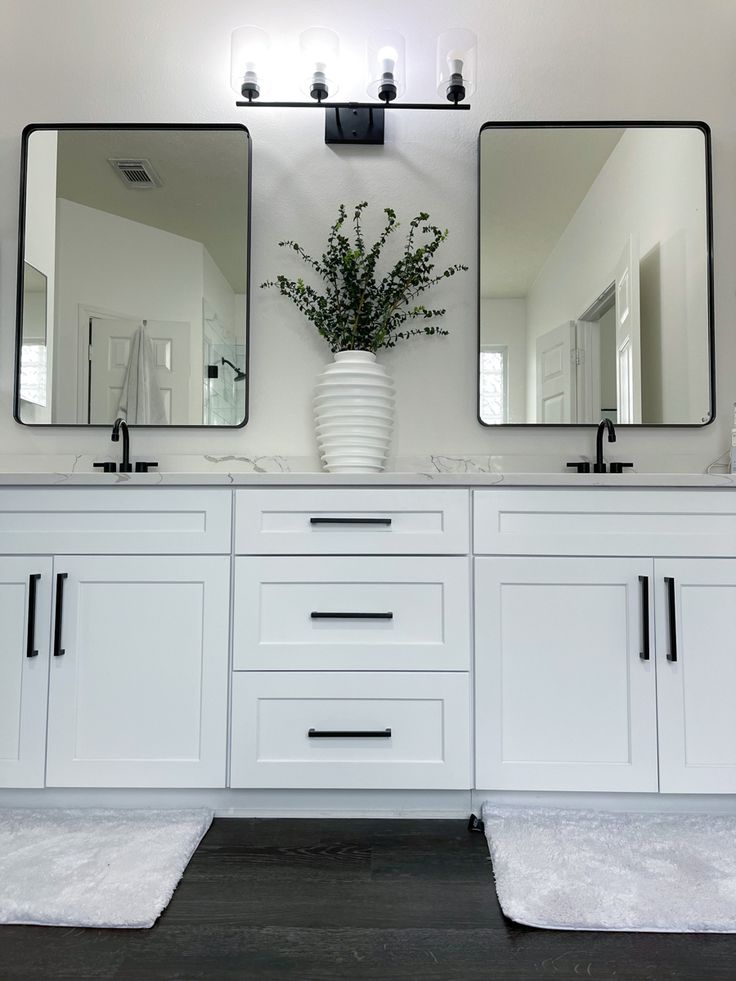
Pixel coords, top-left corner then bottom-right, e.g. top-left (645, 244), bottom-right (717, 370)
top-left (261, 201), bottom-right (467, 354)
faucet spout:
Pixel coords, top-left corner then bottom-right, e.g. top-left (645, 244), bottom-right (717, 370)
top-left (111, 417), bottom-right (132, 472)
top-left (594, 418), bottom-right (616, 473)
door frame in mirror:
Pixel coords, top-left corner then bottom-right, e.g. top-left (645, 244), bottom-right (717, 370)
top-left (14, 122), bottom-right (252, 428)
top-left (476, 120), bottom-right (715, 428)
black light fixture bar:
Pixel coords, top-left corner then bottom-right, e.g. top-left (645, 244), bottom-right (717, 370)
top-left (235, 100), bottom-right (470, 145)
top-left (235, 101), bottom-right (470, 110)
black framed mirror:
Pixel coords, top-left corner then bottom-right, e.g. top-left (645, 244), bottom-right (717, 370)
top-left (478, 121), bottom-right (714, 427)
top-left (15, 123), bottom-right (252, 427)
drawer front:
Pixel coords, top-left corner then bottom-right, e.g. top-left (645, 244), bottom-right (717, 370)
top-left (0, 489), bottom-right (231, 554)
top-left (233, 556), bottom-right (470, 670)
top-left (234, 489), bottom-right (469, 554)
top-left (230, 672), bottom-right (471, 789)
top-left (474, 488), bottom-right (736, 557)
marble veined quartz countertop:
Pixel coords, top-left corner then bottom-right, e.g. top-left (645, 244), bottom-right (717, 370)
top-left (0, 452), bottom-right (731, 486)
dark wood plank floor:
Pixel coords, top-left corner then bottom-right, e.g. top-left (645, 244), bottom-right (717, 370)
top-left (1, 818), bottom-right (735, 980)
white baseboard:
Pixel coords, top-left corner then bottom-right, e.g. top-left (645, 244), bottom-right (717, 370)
top-left (1, 787), bottom-right (734, 818)
top-left (0, 788), bottom-right (473, 818)
top-left (473, 789), bottom-right (736, 813)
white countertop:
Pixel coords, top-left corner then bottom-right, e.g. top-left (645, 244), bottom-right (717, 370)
top-left (0, 471), bottom-right (733, 487)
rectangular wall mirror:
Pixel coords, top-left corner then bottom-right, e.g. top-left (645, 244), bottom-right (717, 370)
top-left (15, 123), bottom-right (251, 427)
top-left (478, 122), bottom-right (714, 426)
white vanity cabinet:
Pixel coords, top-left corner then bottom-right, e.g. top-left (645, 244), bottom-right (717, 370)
top-left (0, 558), bottom-right (53, 787)
top-left (230, 488), bottom-right (473, 790)
top-left (474, 556), bottom-right (658, 792)
top-left (0, 489), bottom-right (232, 789)
top-left (655, 560), bottom-right (736, 793)
top-left (474, 489), bottom-right (736, 795)
top-left (44, 555), bottom-right (230, 787)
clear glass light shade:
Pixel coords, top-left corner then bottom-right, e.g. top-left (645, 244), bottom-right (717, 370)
top-left (436, 28), bottom-right (477, 102)
top-left (300, 27), bottom-right (340, 100)
top-left (366, 31), bottom-right (406, 102)
top-left (231, 25), bottom-right (270, 99)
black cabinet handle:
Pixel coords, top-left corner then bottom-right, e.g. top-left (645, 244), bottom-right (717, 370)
top-left (665, 576), bottom-right (677, 662)
top-left (638, 575), bottom-right (650, 661)
top-left (53, 573), bottom-right (68, 657)
top-left (308, 728), bottom-right (392, 738)
top-left (310, 517), bottom-right (392, 526)
top-left (310, 611), bottom-right (393, 620)
top-left (26, 574), bottom-right (41, 658)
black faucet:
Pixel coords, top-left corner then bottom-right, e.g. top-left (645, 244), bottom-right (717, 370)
top-left (111, 417), bottom-right (132, 473)
top-left (594, 418), bottom-right (616, 473)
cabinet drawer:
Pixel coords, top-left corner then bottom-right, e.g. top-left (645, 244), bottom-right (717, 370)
top-left (474, 488), bottom-right (736, 557)
top-left (0, 489), bottom-right (231, 554)
top-left (230, 672), bottom-right (471, 789)
top-left (234, 489), bottom-right (469, 554)
top-left (233, 556), bottom-right (470, 670)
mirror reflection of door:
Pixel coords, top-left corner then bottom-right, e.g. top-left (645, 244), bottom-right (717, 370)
top-left (534, 318), bottom-right (601, 424)
top-left (478, 124), bottom-right (712, 426)
top-left (614, 235), bottom-right (642, 423)
top-left (535, 321), bottom-right (576, 423)
top-left (87, 317), bottom-right (191, 425)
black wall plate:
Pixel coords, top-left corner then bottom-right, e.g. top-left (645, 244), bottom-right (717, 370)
top-left (325, 106), bottom-right (385, 145)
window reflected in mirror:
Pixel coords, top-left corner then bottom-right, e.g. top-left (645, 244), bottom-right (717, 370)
top-left (16, 124), bottom-right (251, 427)
top-left (478, 123), bottom-right (713, 426)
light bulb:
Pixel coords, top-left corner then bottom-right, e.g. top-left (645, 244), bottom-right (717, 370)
top-left (378, 45), bottom-right (398, 76)
top-left (447, 51), bottom-right (465, 77)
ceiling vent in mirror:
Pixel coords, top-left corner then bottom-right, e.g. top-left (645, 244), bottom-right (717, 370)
top-left (108, 158), bottom-right (162, 189)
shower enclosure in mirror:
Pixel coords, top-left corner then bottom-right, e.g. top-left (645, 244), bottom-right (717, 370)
top-left (478, 122), bottom-right (714, 426)
top-left (15, 123), bottom-right (251, 426)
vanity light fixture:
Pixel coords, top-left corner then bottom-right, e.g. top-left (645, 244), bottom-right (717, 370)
top-left (436, 29), bottom-right (477, 103)
top-left (299, 27), bottom-right (340, 102)
top-left (230, 25), bottom-right (474, 145)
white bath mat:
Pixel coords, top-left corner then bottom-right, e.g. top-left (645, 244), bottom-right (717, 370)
top-left (0, 807), bottom-right (212, 928)
top-left (482, 803), bottom-right (736, 932)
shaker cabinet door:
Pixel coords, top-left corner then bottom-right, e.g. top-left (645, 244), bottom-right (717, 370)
top-left (0, 558), bottom-right (52, 788)
top-left (656, 559), bottom-right (736, 793)
top-left (45, 555), bottom-right (230, 788)
top-left (475, 557), bottom-right (658, 792)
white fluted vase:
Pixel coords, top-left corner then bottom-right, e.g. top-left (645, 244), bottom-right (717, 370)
top-left (313, 350), bottom-right (395, 473)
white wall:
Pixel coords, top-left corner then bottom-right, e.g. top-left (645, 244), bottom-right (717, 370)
top-left (0, 0), bottom-right (734, 470)
top-left (53, 199), bottom-right (205, 422)
top-left (525, 128), bottom-right (710, 425)
top-left (480, 298), bottom-right (526, 423)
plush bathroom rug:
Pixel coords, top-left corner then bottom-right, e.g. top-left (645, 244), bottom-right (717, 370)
top-left (0, 807), bottom-right (212, 928)
top-left (482, 804), bottom-right (736, 932)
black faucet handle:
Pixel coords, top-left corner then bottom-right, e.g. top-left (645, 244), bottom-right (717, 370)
top-left (134, 461), bottom-right (159, 473)
top-left (93, 462), bottom-right (117, 473)
top-left (566, 461), bottom-right (591, 474)
top-left (609, 462), bottom-right (634, 474)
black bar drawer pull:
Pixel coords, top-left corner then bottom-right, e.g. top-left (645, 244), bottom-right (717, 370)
top-left (665, 576), bottom-right (678, 662)
top-left (308, 728), bottom-right (392, 738)
top-left (26, 574), bottom-right (41, 658)
top-left (53, 572), bottom-right (68, 657)
top-left (639, 575), bottom-right (650, 661)
top-left (310, 517), bottom-right (392, 526)
top-left (311, 611), bottom-right (393, 620)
